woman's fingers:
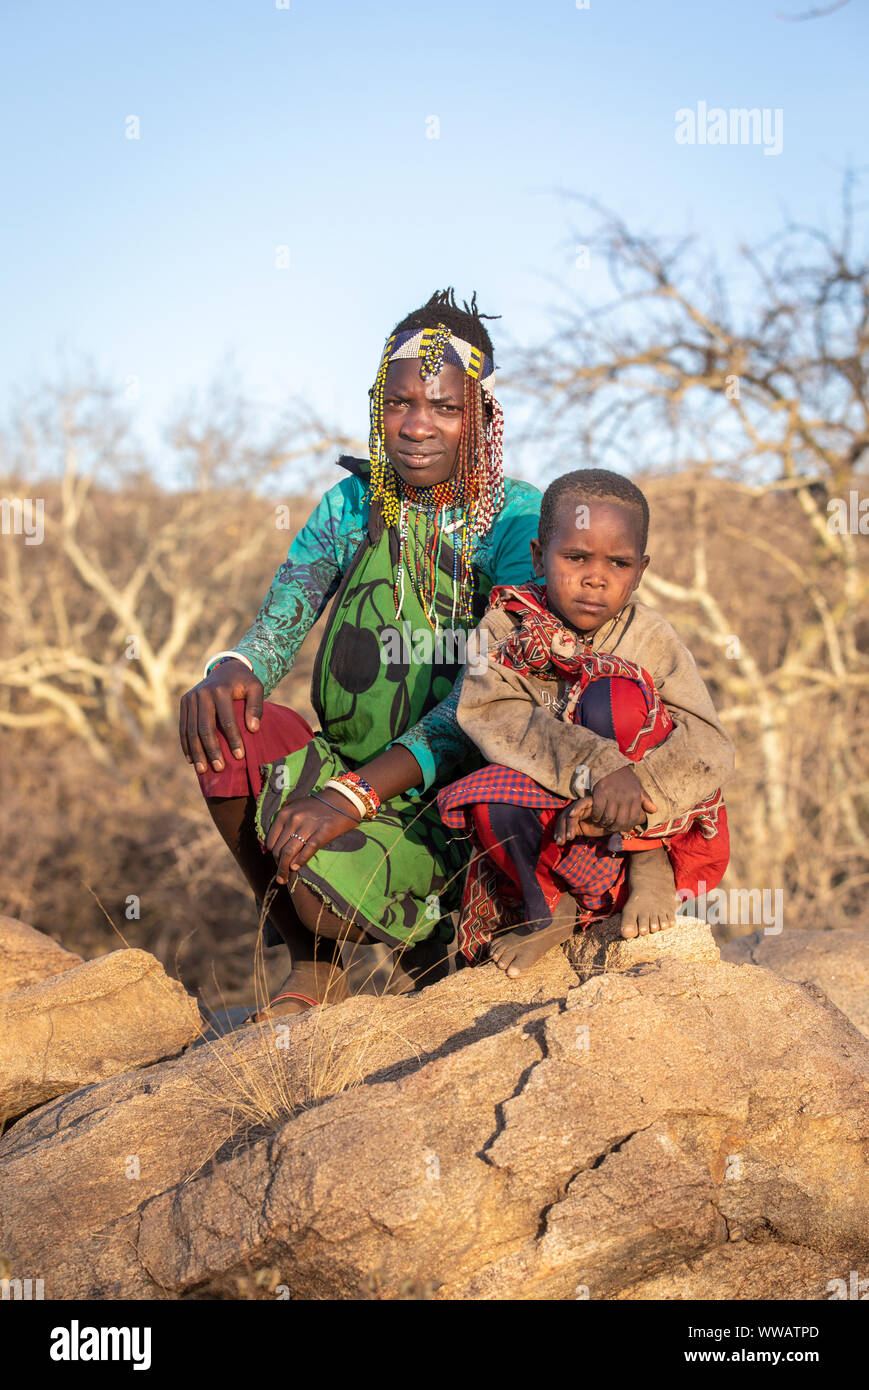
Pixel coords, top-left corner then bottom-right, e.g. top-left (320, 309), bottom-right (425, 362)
top-left (271, 814), bottom-right (301, 881)
top-left (244, 683), bottom-right (264, 733)
top-left (273, 821), bottom-right (322, 882)
top-left (185, 695), bottom-right (212, 773)
top-left (213, 688), bottom-right (245, 760)
top-left (179, 696), bottom-right (192, 762)
top-left (268, 797), bottom-right (360, 881)
top-left (194, 692), bottom-right (226, 771)
top-left (274, 833), bottom-right (306, 883)
top-left (264, 804), bottom-right (291, 855)
top-left (268, 805), bottom-right (322, 875)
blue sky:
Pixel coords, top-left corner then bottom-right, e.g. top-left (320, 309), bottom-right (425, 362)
top-left (2, 0), bottom-right (866, 483)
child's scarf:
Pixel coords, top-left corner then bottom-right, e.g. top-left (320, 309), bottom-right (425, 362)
top-left (487, 581), bottom-right (667, 760)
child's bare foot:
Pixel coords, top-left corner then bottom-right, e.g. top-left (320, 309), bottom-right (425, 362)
top-left (620, 845), bottom-right (678, 938)
top-left (490, 894), bottom-right (577, 978)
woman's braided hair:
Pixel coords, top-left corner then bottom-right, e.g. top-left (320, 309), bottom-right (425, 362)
top-left (392, 288), bottom-right (498, 354)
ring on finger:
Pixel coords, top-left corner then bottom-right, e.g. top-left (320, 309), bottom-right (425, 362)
top-left (288, 831), bottom-right (308, 846)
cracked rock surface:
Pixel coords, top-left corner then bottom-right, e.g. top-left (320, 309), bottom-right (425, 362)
top-left (0, 936), bottom-right (867, 1301)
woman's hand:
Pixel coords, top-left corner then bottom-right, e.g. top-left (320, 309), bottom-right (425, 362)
top-left (179, 659), bottom-right (264, 773)
top-left (265, 794), bottom-right (360, 883)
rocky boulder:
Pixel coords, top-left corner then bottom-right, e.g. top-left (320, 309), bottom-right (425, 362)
top-left (721, 926), bottom-right (869, 1040)
top-left (0, 948), bottom-right (203, 1122)
top-left (567, 911), bottom-right (721, 980)
top-left (1, 920), bottom-right (866, 1301)
top-left (0, 916), bottom-right (82, 994)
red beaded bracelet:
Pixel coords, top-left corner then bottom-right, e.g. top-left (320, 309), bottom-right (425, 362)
top-left (338, 770), bottom-right (381, 818)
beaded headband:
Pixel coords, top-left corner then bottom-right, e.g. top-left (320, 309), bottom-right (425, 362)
top-left (381, 325), bottom-right (497, 393)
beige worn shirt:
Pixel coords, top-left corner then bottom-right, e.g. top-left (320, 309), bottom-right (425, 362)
top-left (457, 596), bottom-right (734, 824)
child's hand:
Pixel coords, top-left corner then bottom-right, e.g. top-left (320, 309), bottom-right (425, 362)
top-left (589, 766), bottom-right (657, 834)
top-left (553, 798), bottom-right (608, 846)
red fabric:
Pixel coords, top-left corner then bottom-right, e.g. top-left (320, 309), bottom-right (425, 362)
top-left (196, 699), bottom-right (314, 799)
top-left (471, 798), bottom-right (626, 912)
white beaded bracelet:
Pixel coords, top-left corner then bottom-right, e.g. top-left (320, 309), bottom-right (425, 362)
top-left (323, 778), bottom-right (369, 820)
top-left (204, 650), bottom-right (254, 680)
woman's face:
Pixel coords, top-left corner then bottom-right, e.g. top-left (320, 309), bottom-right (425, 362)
top-left (381, 359), bottom-right (466, 489)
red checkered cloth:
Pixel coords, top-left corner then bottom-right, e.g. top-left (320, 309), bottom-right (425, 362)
top-left (440, 767), bottom-right (729, 962)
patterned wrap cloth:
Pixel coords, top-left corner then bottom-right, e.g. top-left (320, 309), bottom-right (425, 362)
top-left (199, 467), bottom-right (542, 950)
top-left (437, 581), bottom-right (729, 962)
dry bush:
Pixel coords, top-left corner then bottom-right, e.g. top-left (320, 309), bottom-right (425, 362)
top-left (644, 474), bottom-right (869, 931)
top-left (0, 615), bottom-right (332, 1010)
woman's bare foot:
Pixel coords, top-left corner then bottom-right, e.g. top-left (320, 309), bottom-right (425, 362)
top-left (620, 845), bottom-right (678, 938)
top-left (490, 893), bottom-right (577, 978)
top-left (251, 958), bottom-right (349, 1021)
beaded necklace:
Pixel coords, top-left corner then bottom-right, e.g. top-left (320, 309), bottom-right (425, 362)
top-left (393, 475), bottom-right (475, 631)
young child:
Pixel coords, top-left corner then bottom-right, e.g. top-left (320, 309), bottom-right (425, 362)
top-left (437, 468), bottom-right (733, 977)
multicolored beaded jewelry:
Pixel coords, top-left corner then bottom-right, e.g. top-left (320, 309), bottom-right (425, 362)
top-left (323, 772), bottom-right (381, 821)
top-left (367, 324), bottom-right (505, 631)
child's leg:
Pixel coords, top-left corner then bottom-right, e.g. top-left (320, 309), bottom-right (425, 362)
top-left (575, 676), bottom-right (680, 939)
top-left (620, 845), bottom-right (677, 938)
top-left (473, 800), bottom-right (577, 976)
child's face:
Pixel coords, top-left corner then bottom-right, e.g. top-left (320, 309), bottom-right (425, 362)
top-left (530, 499), bottom-right (649, 634)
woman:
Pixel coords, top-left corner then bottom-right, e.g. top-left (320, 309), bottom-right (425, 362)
top-left (179, 289), bottom-right (541, 1016)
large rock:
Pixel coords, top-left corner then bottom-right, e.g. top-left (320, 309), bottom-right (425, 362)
top-left (0, 916), bottom-right (82, 994)
top-left (721, 927), bottom-right (869, 1039)
top-left (0, 948), bottom-right (203, 1122)
top-left (1, 946), bottom-right (867, 1301)
top-left (566, 913), bottom-right (719, 980)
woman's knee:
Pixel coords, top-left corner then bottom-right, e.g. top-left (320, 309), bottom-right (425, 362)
top-left (197, 699), bottom-right (313, 799)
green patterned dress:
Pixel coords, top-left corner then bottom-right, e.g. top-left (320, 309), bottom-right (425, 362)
top-left (237, 457), bottom-right (541, 947)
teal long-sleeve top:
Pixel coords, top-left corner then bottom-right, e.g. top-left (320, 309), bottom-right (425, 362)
top-left (231, 463), bottom-right (542, 790)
